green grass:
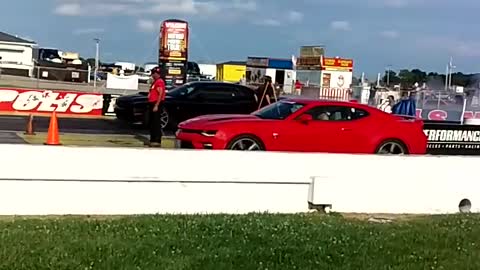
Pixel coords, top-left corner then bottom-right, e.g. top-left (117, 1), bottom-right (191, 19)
top-left (0, 214), bottom-right (478, 270)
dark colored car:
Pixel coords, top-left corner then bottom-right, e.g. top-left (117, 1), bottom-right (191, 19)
top-left (114, 81), bottom-right (259, 129)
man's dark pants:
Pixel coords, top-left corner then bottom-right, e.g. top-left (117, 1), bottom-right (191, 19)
top-left (149, 103), bottom-right (163, 144)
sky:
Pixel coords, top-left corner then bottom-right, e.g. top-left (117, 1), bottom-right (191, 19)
top-left (3, 0), bottom-right (480, 77)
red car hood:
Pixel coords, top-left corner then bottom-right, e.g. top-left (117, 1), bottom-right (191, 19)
top-left (178, 114), bottom-right (259, 129)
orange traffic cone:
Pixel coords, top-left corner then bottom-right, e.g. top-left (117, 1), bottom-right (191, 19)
top-left (25, 114), bottom-right (35, 135)
top-left (44, 112), bottom-right (61, 145)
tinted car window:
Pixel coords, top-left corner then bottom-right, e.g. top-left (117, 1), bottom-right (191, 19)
top-left (190, 84), bottom-right (237, 100)
top-left (167, 83), bottom-right (196, 97)
top-left (254, 101), bottom-right (305, 120)
top-left (305, 106), bottom-right (369, 121)
top-left (235, 85), bottom-right (256, 98)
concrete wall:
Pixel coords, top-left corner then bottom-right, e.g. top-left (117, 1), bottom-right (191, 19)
top-left (0, 144), bottom-right (478, 215)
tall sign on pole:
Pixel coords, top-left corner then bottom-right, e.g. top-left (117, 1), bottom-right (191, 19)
top-left (159, 19), bottom-right (189, 87)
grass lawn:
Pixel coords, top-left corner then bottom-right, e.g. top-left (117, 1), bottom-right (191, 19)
top-left (0, 214), bottom-right (478, 270)
top-left (18, 132), bottom-right (175, 148)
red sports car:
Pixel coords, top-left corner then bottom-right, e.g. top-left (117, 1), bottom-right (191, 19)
top-left (175, 98), bottom-right (427, 155)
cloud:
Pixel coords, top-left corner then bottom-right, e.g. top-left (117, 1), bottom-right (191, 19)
top-left (254, 19), bottom-right (281, 27)
top-left (73, 28), bottom-right (105, 35)
top-left (382, 0), bottom-right (410, 8)
top-left (380, 30), bottom-right (399, 39)
top-left (53, 0), bottom-right (252, 17)
top-left (54, 3), bottom-right (82, 15)
top-left (330, 20), bottom-right (351, 31)
top-left (232, 0), bottom-right (257, 11)
top-left (417, 36), bottom-right (480, 57)
top-left (287, 11), bottom-right (303, 23)
top-left (137, 19), bottom-right (157, 32)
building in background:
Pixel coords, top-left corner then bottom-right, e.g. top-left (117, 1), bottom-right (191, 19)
top-left (198, 63), bottom-right (216, 79)
top-left (295, 45), bottom-right (353, 101)
top-left (0, 31), bottom-right (36, 77)
top-left (33, 47), bottom-right (89, 83)
top-left (246, 56), bottom-right (295, 93)
top-left (319, 57), bottom-right (353, 100)
top-left (216, 61), bottom-right (246, 83)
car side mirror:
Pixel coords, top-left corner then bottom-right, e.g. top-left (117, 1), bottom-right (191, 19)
top-left (297, 114), bottom-right (312, 123)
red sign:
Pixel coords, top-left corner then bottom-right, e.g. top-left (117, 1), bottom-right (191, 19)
top-left (416, 109), bottom-right (480, 121)
top-left (0, 88), bottom-right (103, 115)
top-left (322, 57), bottom-right (354, 69)
top-left (159, 20), bottom-right (189, 61)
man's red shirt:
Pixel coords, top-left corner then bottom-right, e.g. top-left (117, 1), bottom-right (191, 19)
top-left (148, 78), bottom-right (166, 103)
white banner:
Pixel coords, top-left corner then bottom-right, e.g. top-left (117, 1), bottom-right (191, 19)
top-left (106, 73), bottom-right (139, 90)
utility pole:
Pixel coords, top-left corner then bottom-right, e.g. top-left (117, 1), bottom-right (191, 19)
top-left (386, 65), bottom-right (392, 87)
top-left (93, 38), bottom-right (100, 90)
top-left (448, 56), bottom-right (455, 91)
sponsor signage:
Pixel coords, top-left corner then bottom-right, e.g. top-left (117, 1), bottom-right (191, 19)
top-left (246, 57), bottom-right (269, 68)
top-left (299, 46), bottom-right (325, 57)
top-left (0, 88), bottom-right (103, 115)
top-left (322, 57), bottom-right (354, 69)
top-left (297, 57), bottom-right (322, 67)
top-left (159, 20), bottom-right (189, 62)
top-left (416, 109), bottom-right (480, 121)
top-left (424, 123), bottom-right (480, 155)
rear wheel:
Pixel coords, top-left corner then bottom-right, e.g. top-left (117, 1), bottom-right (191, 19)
top-left (226, 135), bottom-right (265, 151)
top-left (160, 108), bottom-right (169, 129)
top-left (375, 140), bottom-right (408, 155)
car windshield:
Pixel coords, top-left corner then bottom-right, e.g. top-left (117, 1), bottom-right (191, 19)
top-left (253, 101), bottom-right (305, 120)
top-left (167, 83), bottom-right (196, 97)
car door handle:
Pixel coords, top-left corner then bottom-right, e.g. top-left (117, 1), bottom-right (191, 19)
top-left (341, 128), bottom-right (351, 131)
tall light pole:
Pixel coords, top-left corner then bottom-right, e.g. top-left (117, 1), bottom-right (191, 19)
top-left (448, 57), bottom-right (455, 91)
top-left (93, 38), bottom-right (100, 90)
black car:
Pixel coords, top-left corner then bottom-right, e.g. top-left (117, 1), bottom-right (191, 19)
top-left (114, 81), bottom-right (259, 129)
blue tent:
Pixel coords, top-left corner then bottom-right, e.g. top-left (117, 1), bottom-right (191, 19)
top-left (392, 96), bottom-right (416, 117)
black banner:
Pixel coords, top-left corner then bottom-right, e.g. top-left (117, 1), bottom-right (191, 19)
top-left (424, 122), bottom-right (480, 155)
top-left (102, 94), bottom-right (120, 116)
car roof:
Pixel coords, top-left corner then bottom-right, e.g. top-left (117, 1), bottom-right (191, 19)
top-left (189, 81), bottom-right (237, 86)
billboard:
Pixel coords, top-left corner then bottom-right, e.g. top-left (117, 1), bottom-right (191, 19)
top-left (159, 19), bottom-right (189, 62)
top-left (322, 57), bottom-right (354, 70)
top-left (0, 88), bottom-right (103, 116)
top-left (160, 61), bottom-right (187, 86)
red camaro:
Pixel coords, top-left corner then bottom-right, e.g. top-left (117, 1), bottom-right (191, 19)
top-left (175, 98), bottom-right (427, 155)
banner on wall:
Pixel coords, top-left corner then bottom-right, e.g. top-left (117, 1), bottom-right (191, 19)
top-left (0, 88), bottom-right (103, 115)
top-left (106, 73), bottom-right (139, 90)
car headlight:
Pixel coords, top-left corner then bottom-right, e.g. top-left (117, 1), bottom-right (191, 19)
top-left (200, 130), bottom-right (217, 137)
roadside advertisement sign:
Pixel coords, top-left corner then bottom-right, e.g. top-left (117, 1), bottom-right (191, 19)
top-left (424, 122), bottom-right (480, 155)
top-left (322, 57), bottom-right (354, 70)
top-left (159, 20), bottom-right (189, 62)
top-left (0, 88), bottom-right (103, 115)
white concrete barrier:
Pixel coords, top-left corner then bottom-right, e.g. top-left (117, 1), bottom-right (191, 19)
top-left (0, 144), bottom-right (478, 215)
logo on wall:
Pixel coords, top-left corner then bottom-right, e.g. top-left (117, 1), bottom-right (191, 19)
top-left (337, 75), bottom-right (345, 87)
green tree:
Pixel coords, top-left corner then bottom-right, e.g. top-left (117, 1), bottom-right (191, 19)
top-left (382, 70), bottom-right (401, 85)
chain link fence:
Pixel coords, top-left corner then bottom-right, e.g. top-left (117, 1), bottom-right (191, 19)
top-left (0, 66), bottom-right (150, 94)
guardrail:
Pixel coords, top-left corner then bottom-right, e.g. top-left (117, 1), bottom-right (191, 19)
top-left (0, 144), bottom-right (477, 215)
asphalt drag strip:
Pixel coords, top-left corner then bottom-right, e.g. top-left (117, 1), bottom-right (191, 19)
top-left (0, 131), bottom-right (27, 144)
top-left (0, 115), bottom-right (143, 135)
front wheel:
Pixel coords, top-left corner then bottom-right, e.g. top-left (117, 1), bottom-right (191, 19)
top-left (375, 140), bottom-right (408, 155)
top-left (226, 135), bottom-right (265, 151)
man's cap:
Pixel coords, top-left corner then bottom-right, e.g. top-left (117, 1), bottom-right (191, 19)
top-left (151, 66), bottom-right (161, 74)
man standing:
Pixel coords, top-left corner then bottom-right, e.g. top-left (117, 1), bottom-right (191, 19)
top-left (147, 67), bottom-right (166, 147)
